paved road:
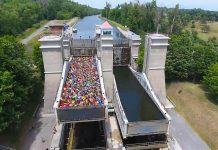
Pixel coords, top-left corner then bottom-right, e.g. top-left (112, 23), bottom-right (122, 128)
top-left (21, 20), bottom-right (57, 45)
top-left (167, 108), bottom-right (210, 150)
top-left (20, 107), bottom-right (56, 150)
top-left (21, 18), bottom-right (78, 45)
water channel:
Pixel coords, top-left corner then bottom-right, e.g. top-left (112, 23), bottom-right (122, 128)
top-left (72, 15), bottom-right (125, 39)
top-left (114, 66), bottom-right (165, 122)
top-left (72, 15), bottom-right (164, 122)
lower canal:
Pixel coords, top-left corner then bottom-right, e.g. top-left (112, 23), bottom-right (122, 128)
top-left (113, 66), bottom-right (165, 122)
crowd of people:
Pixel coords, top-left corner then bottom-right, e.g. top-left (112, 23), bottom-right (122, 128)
top-left (59, 56), bottom-right (104, 108)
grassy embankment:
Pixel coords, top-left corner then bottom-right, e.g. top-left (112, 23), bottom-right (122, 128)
top-left (99, 16), bottom-right (129, 31)
top-left (26, 18), bottom-right (79, 54)
top-left (16, 20), bottom-right (49, 42)
top-left (167, 82), bottom-right (218, 150)
top-left (185, 21), bottom-right (218, 43)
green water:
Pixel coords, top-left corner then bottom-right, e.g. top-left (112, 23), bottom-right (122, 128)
top-left (114, 66), bottom-right (165, 122)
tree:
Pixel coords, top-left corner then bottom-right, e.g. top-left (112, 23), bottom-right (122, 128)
top-left (105, 2), bottom-right (111, 18)
top-left (33, 42), bottom-right (44, 79)
top-left (0, 0), bottom-right (100, 36)
top-left (165, 31), bottom-right (218, 81)
top-left (201, 24), bottom-right (210, 33)
top-left (165, 32), bottom-right (193, 80)
top-left (0, 36), bottom-right (34, 132)
top-left (191, 21), bottom-right (195, 28)
top-left (204, 63), bottom-right (218, 98)
top-left (170, 4), bottom-right (179, 34)
top-left (0, 71), bottom-right (17, 132)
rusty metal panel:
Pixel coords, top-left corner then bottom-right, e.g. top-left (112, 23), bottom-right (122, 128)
top-left (113, 39), bottom-right (129, 47)
top-left (113, 47), bottom-right (131, 66)
top-left (72, 39), bottom-right (96, 48)
top-left (57, 106), bottom-right (105, 122)
top-left (127, 120), bottom-right (169, 137)
top-left (71, 48), bottom-right (97, 56)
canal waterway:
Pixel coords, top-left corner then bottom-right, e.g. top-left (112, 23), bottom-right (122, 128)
top-left (73, 15), bottom-right (125, 39)
top-left (113, 66), bottom-right (165, 122)
top-left (73, 15), bottom-right (164, 122)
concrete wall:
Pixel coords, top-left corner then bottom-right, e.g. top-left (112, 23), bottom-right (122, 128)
top-left (42, 48), bottom-right (63, 73)
top-left (40, 40), bottom-right (62, 47)
top-left (100, 35), bottom-right (114, 101)
top-left (146, 45), bottom-right (167, 69)
top-left (129, 37), bottom-right (141, 70)
top-left (143, 34), bottom-right (172, 108)
top-left (39, 35), bottom-right (64, 113)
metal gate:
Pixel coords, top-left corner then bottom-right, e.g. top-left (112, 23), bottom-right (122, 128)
top-left (113, 47), bottom-right (131, 66)
top-left (71, 39), bottom-right (97, 56)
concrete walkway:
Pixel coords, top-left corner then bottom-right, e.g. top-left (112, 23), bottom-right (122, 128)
top-left (167, 108), bottom-right (210, 150)
top-left (20, 106), bottom-right (56, 150)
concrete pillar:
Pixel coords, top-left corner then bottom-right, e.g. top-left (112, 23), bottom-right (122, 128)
top-left (143, 34), bottom-right (172, 108)
top-left (129, 34), bottom-right (141, 70)
top-left (39, 35), bottom-right (64, 73)
top-left (62, 36), bottom-right (70, 60)
top-left (99, 22), bottom-right (114, 102)
top-left (38, 35), bottom-right (64, 113)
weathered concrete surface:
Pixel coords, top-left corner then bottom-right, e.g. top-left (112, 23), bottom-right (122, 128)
top-left (44, 74), bottom-right (61, 114)
top-left (143, 34), bottom-right (174, 108)
top-left (167, 108), bottom-right (210, 150)
top-left (109, 116), bottom-right (123, 149)
top-left (20, 107), bottom-right (56, 150)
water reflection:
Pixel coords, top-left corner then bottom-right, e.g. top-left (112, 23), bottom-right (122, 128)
top-left (73, 15), bottom-right (125, 39)
top-left (113, 66), bottom-right (165, 122)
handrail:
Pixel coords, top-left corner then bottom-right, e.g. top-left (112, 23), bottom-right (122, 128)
top-left (125, 141), bottom-right (167, 148)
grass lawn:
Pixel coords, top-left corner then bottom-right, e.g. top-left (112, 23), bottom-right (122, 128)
top-left (186, 21), bottom-right (218, 43)
top-left (16, 20), bottom-right (49, 41)
top-left (67, 17), bottom-right (79, 26)
top-left (167, 82), bottom-right (218, 150)
top-left (99, 16), bottom-right (129, 31)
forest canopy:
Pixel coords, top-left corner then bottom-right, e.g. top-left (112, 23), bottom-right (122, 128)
top-left (0, 0), bottom-right (100, 36)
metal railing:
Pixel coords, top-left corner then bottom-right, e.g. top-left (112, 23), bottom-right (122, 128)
top-left (125, 141), bottom-right (167, 148)
top-left (113, 39), bottom-right (129, 47)
top-left (40, 30), bottom-right (63, 38)
top-left (72, 39), bottom-right (96, 48)
top-left (74, 147), bottom-right (106, 150)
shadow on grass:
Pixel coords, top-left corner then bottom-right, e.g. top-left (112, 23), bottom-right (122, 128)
top-left (199, 83), bottom-right (218, 105)
top-left (0, 80), bottom-right (44, 149)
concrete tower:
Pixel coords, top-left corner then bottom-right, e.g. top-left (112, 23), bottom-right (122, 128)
top-left (129, 33), bottom-right (141, 70)
top-left (39, 35), bottom-right (64, 113)
top-left (99, 21), bottom-right (114, 102)
top-left (143, 34), bottom-right (172, 108)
